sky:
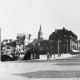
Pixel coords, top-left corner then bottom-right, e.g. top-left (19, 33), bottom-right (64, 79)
top-left (0, 0), bottom-right (80, 40)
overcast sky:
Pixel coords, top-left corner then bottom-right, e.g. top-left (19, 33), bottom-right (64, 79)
top-left (0, 0), bottom-right (80, 40)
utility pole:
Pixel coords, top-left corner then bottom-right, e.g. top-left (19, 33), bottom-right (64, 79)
top-left (58, 38), bottom-right (59, 57)
top-left (67, 40), bottom-right (68, 54)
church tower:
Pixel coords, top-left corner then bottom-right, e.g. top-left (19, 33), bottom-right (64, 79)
top-left (38, 25), bottom-right (43, 40)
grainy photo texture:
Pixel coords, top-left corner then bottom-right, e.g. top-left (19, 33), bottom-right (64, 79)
top-left (0, 0), bottom-right (80, 80)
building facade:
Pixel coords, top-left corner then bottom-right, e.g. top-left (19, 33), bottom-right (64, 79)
top-left (77, 40), bottom-right (80, 51)
top-left (49, 28), bottom-right (78, 54)
top-left (16, 33), bottom-right (25, 55)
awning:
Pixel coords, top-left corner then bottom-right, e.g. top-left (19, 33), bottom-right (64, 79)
top-left (72, 50), bottom-right (80, 53)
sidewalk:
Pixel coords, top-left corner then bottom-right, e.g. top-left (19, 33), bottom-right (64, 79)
top-left (39, 54), bottom-right (75, 60)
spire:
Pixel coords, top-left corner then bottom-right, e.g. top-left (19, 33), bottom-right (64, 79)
top-left (38, 25), bottom-right (43, 40)
top-left (39, 25), bottom-right (41, 32)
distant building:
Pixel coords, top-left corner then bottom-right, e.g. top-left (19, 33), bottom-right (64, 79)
top-left (49, 28), bottom-right (78, 54)
top-left (38, 25), bottom-right (43, 40)
top-left (37, 25), bottom-right (49, 54)
top-left (23, 26), bottom-right (49, 60)
top-left (77, 40), bottom-right (80, 51)
top-left (38, 40), bottom-right (49, 55)
top-left (16, 33), bottom-right (25, 55)
top-left (25, 34), bottom-right (32, 45)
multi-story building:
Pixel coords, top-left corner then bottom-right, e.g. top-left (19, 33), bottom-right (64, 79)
top-left (25, 33), bottom-right (32, 45)
top-left (16, 33), bottom-right (25, 55)
top-left (49, 28), bottom-right (78, 54)
top-left (77, 40), bottom-right (80, 51)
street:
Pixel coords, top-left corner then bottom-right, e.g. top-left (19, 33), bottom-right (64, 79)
top-left (0, 54), bottom-right (80, 80)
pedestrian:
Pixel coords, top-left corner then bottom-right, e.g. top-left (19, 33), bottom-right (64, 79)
top-left (47, 52), bottom-right (50, 60)
top-left (54, 53), bottom-right (55, 58)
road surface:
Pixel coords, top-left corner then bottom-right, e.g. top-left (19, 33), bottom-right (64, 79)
top-left (0, 54), bottom-right (80, 80)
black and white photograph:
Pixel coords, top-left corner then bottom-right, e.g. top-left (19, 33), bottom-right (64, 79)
top-left (0, 0), bottom-right (80, 80)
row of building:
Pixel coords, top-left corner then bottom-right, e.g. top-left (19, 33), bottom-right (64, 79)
top-left (1, 26), bottom-right (80, 60)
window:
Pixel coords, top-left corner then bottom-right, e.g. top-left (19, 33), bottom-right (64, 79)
top-left (64, 35), bottom-right (66, 37)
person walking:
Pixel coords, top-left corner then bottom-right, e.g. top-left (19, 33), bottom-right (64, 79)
top-left (47, 52), bottom-right (50, 60)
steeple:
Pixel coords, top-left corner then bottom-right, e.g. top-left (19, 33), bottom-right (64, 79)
top-left (38, 25), bottom-right (43, 40)
top-left (39, 25), bottom-right (41, 32)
